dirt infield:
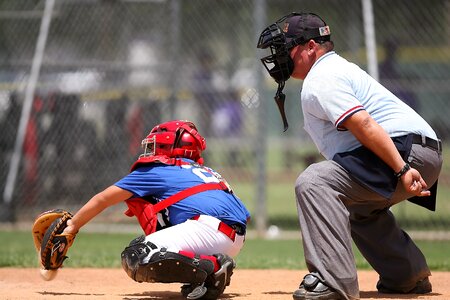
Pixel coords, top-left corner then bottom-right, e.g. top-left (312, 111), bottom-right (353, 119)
top-left (1, 268), bottom-right (450, 299)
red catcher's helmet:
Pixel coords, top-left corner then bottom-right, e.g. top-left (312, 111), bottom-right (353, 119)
top-left (141, 120), bottom-right (206, 164)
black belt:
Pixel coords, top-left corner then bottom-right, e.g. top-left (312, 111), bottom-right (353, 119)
top-left (412, 134), bottom-right (442, 153)
top-left (230, 223), bottom-right (246, 236)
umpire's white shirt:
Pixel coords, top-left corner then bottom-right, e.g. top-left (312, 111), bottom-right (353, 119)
top-left (300, 51), bottom-right (437, 160)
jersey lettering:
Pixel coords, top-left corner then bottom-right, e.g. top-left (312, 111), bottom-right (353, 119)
top-left (192, 167), bottom-right (220, 183)
top-left (182, 163), bottom-right (233, 192)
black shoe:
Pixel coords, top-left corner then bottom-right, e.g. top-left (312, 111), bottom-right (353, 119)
top-left (181, 284), bottom-right (207, 298)
top-left (181, 283), bottom-right (208, 299)
top-left (183, 254), bottom-right (236, 300)
top-left (293, 273), bottom-right (343, 300)
top-left (377, 277), bottom-right (432, 294)
top-left (181, 284), bottom-right (193, 297)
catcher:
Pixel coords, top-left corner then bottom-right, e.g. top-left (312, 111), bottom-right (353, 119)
top-left (32, 120), bottom-right (250, 300)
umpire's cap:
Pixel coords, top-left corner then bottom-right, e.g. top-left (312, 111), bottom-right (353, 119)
top-left (282, 12), bottom-right (331, 48)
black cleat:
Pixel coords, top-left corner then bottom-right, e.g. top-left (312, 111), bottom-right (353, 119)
top-left (377, 277), bottom-right (432, 294)
top-left (293, 273), bottom-right (343, 300)
top-left (180, 254), bottom-right (235, 300)
top-left (181, 283), bottom-right (208, 299)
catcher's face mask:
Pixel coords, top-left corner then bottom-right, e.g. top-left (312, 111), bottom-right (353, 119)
top-left (257, 22), bottom-right (295, 85)
top-left (257, 12), bottom-right (331, 131)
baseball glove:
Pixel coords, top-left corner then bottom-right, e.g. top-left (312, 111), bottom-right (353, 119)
top-left (32, 209), bottom-right (76, 270)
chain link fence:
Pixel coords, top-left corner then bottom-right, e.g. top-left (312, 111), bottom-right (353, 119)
top-left (0, 0), bottom-right (449, 235)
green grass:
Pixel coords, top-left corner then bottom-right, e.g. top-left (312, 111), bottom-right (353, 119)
top-left (240, 239), bottom-right (450, 271)
top-left (2, 231), bottom-right (449, 271)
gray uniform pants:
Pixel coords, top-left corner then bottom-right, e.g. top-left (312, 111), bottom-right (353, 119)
top-left (294, 144), bottom-right (442, 299)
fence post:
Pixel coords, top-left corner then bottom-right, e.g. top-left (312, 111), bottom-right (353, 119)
top-left (1, 0), bottom-right (55, 222)
top-left (254, 0), bottom-right (268, 237)
top-left (362, 0), bottom-right (379, 80)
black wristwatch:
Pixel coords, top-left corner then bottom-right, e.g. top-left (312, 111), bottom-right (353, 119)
top-left (395, 163), bottom-right (411, 178)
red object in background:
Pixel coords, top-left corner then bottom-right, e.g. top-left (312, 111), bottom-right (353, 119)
top-left (22, 96), bottom-right (43, 203)
top-left (127, 104), bottom-right (144, 157)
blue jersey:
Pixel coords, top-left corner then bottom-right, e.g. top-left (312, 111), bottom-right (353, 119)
top-left (114, 159), bottom-right (250, 228)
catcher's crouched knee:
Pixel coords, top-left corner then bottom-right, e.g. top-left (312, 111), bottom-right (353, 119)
top-left (121, 235), bottom-right (214, 284)
top-left (121, 235), bottom-right (152, 281)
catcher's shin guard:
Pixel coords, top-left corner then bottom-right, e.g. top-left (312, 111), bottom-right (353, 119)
top-left (181, 253), bottom-right (236, 300)
top-left (121, 236), bottom-right (215, 284)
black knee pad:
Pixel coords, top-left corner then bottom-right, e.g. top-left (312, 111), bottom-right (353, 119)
top-left (121, 235), bottom-right (157, 282)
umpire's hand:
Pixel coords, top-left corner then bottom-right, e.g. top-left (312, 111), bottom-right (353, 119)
top-left (401, 167), bottom-right (431, 197)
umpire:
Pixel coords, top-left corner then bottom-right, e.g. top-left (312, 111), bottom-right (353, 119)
top-left (257, 12), bottom-right (443, 300)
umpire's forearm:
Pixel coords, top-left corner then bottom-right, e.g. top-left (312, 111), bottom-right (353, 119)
top-left (343, 110), bottom-right (406, 173)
